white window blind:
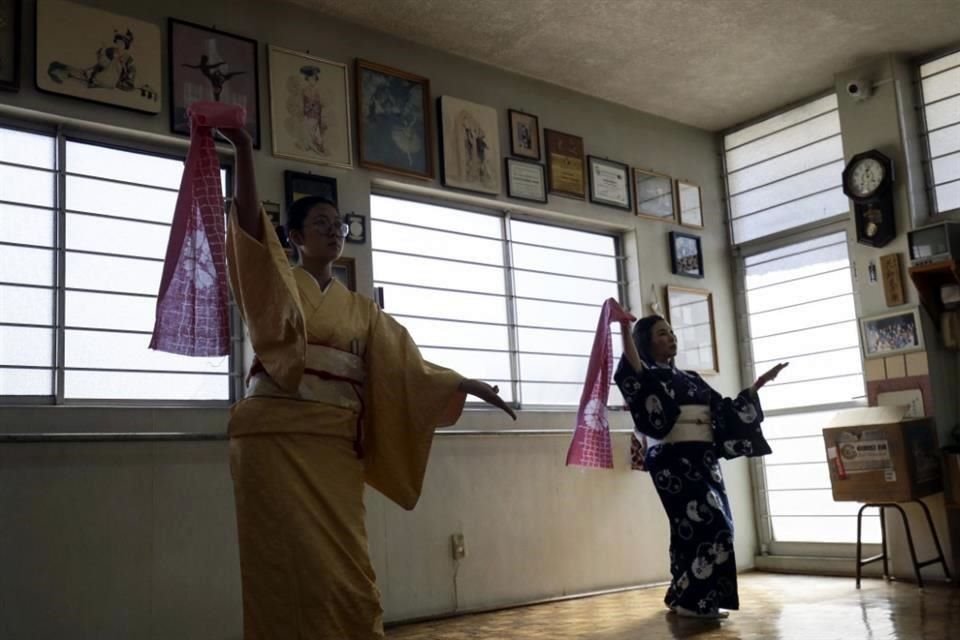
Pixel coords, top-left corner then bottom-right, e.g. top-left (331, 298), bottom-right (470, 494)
top-left (724, 94), bottom-right (849, 244)
top-left (920, 50), bottom-right (960, 215)
top-left (370, 194), bottom-right (623, 408)
top-left (0, 125), bottom-right (233, 402)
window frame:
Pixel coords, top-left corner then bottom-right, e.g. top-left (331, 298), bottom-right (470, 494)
top-left (0, 117), bottom-right (241, 407)
top-left (916, 43), bottom-right (960, 220)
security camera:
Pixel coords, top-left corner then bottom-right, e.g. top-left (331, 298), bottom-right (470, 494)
top-left (846, 79), bottom-right (872, 102)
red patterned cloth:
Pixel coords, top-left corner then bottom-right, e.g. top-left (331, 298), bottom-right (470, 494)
top-left (149, 102), bottom-right (245, 357)
top-left (566, 298), bottom-right (629, 469)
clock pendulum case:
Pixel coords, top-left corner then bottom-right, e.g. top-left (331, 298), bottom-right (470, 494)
top-left (842, 149), bottom-right (896, 248)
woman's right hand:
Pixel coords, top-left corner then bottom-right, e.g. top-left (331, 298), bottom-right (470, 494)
top-left (608, 298), bottom-right (636, 327)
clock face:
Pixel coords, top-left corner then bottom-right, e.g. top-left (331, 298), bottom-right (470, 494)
top-left (849, 157), bottom-right (886, 198)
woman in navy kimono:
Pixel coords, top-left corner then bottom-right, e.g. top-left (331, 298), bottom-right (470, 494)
top-left (613, 311), bottom-right (787, 619)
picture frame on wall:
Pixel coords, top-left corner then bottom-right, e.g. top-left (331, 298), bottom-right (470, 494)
top-left (0, 0), bottom-right (20, 91)
top-left (356, 59), bottom-right (433, 180)
top-left (633, 168), bottom-right (676, 221)
top-left (438, 95), bottom-right (502, 195)
top-left (169, 19), bottom-right (260, 147)
top-left (505, 157), bottom-right (547, 203)
top-left (333, 256), bottom-right (357, 292)
top-left (508, 109), bottom-right (540, 160)
top-left (860, 308), bottom-right (925, 359)
top-left (666, 285), bottom-right (718, 374)
top-left (268, 46), bottom-right (352, 169)
top-left (36, 0), bottom-right (161, 113)
top-left (587, 156), bottom-right (631, 211)
top-left (670, 231), bottom-right (704, 279)
top-left (284, 170), bottom-right (338, 212)
top-left (677, 179), bottom-right (704, 228)
top-left (544, 129), bottom-right (585, 199)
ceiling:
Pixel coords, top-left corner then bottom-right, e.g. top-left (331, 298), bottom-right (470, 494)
top-left (287, 0), bottom-right (960, 131)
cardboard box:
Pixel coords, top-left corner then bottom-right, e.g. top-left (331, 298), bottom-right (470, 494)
top-left (822, 406), bottom-right (942, 503)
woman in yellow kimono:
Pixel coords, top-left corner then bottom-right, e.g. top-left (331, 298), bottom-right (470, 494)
top-left (219, 127), bottom-right (515, 639)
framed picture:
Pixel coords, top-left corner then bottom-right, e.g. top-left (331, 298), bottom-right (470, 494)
top-left (544, 129), bottom-right (585, 199)
top-left (508, 109), bottom-right (540, 160)
top-left (677, 179), bottom-right (704, 228)
top-left (868, 375), bottom-right (933, 418)
top-left (670, 231), bottom-right (704, 278)
top-left (169, 19), bottom-right (260, 146)
top-left (284, 171), bottom-right (338, 212)
top-left (356, 59), bottom-right (432, 180)
top-left (633, 168), bottom-right (676, 221)
top-left (438, 95), bottom-right (501, 195)
top-left (860, 308), bottom-right (925, 359)
top-left (36, 0), bottom-right (161, 113)
top-left (344, 213), bottom-right (365, 244)
top-left (333, 256), bottom-right (357, 292)
top-left (666, 286), bottom-right (718, 374)
top-left (588, 156), bottom-right (631, 210)
top-left (268, 46), bottom-right (351, 169)
top-left (505, 158), bottom-right (546, 203)
top-left (0, 0), bottom-right (20, 91)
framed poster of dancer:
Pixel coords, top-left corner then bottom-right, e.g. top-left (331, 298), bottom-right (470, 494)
top-left (36, 0), bottom-right (161, 112)
top-left (169, 19), bottom-right (260, 147)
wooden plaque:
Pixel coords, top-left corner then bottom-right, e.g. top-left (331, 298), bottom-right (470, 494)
top-left (880, 253), bottom-right (905, 307)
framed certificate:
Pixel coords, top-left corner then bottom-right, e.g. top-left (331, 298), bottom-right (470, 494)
top-left (544, 129), bottom-right (585, 199)
top-left (505, 158), bottom-right (547, 203)
top-left (588, 156), bottom-right (631, 210)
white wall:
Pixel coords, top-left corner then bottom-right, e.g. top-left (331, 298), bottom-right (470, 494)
top-left (0, 0), bottom-right (754, 637)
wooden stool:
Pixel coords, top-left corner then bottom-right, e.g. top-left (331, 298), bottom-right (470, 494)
top-left (856, 499), bottom-right (952, 588)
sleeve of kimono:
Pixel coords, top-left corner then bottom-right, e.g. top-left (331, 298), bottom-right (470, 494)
top-left (613, 355), bottom-right (681, 439)
top-left (712, 384), bottom-right (772, 459)
top-left (225, 206), bottom-right (306, 392)
top-left (362, 307), bottom-right (467, 510)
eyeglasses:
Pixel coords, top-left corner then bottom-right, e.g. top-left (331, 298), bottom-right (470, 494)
top-left (308, 218), bottom-right (350, 238)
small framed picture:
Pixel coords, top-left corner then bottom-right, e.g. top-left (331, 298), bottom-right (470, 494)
top-left (588, 156), bottom-right (631, 211)
top-left (860, 308), bottom-right (924, 359)
top-left (677, 179), bottom-right (703, 228)
top-left (666, 286), bottom-right (718, 374)
top-left (544, 129), bottom-right (585, 199)
top-left (344, 213), bottom-right (366, 244)
top-left (508, 109), bottom-right (540, 160)
top-left (438, 95), bottom-right (501, 195)
top-left (0, 0), bottom-right (21, 91)
top-left (284, 171), bottom-right (338, 212)
top-left (333, 256), bottom-right (357, 292)
top-left (633, 168), bottom-right (675, 221)
top-left (670, 231), bottom-right (704, 278)
top-left (505, 158), bottom-right (547, 203)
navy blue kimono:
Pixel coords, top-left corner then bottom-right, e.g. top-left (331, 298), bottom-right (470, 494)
top-left (614, 356), bottom-right (771, 615)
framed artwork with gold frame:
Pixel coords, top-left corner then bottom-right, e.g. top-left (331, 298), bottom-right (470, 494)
top-left (677, 179), bottom-right (704, 228)
top-left (544, 128), bottom-right (585, 199)
top-left (666, 285), bottom-right (718, 374)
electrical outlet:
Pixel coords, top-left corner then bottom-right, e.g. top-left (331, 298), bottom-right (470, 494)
top-left (450, 533), bottom-right (466, 560)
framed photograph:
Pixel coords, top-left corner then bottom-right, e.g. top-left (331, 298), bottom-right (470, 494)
top-left (268, 46), bottom-right (351, 169)
top-left (868, 375), bottom-right (933, 418)
top-left (284, 171), bottom-right (338, 212)
top-left (588, 156), bottom-right (631, 210)
top-left (677, 179), bottom-right (704, 228)
top-left (333, 256), bottom-right (357, 292)
top-left (36, 0), bottom-right (161, 113)
top-left (344, 213), bottom-right (365, 244)
top-left (356, 59), bottom-right (432, 180)
top-left (633, 168), bottom-right (675, 221)
top-left (670, 231), bottom-right (704, 278)
top-left (438, 95), bottom-right (501, 195)
top-left (169, 19), bottom-right (260, 146)
top-left (0, 0), bottom-right (20, 91)
top-left (505, 158), bottom-right (546, 203)
top-left (544, 129), bottom-right (585, 199)
top-left (666, 286), bottom-right (718, 374)
top-left (860, 308), bottom-right (924, 359)
top-left (508, 109), bottom-right (540, 160)
top-left (264, 200), bottom-right (297, 264)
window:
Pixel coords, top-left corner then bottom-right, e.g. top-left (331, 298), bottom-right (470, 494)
top-left (0, 124), bottom-right (233, 402)
top-left (724, 94), bottom-right (848, 245)
top-left (919, 49), bottom-right (960, 215)
top-left (370, 195), bottom-right (623, 407)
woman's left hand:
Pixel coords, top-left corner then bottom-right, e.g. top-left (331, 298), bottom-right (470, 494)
top-left (460, 379), bottom-right (517, 420)
top-left (752, 362), bottom-right (789, 392)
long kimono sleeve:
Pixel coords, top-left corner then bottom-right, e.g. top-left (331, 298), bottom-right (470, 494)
top-left (711, 385), bottom-right (772, 460)
top-left (613, 356), bottom-right (680, 439)
top-left (362, 308), bottom-right (467, 510)
top-left (226, 206), bottom-right (306, 392)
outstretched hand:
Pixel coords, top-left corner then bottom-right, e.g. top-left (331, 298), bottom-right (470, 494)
top-left (460, 379), bottom-right (517, 420)
top-left (752, 362), bottom-right (789, 393)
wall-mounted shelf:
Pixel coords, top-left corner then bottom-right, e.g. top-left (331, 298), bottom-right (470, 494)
top-left (908, 259), bottom-right (960, 326)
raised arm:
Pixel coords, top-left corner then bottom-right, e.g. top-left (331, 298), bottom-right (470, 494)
top-left (619, 318), bottom-right (644, 373)
top-left (217, 127), bottom-right (261, 240)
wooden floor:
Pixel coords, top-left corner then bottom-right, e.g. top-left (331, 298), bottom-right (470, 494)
top-left (387, 573), bottom-right (959, 639)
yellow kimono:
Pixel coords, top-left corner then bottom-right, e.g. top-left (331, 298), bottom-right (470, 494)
top-left (226, 208), bottom-right (466, 639)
